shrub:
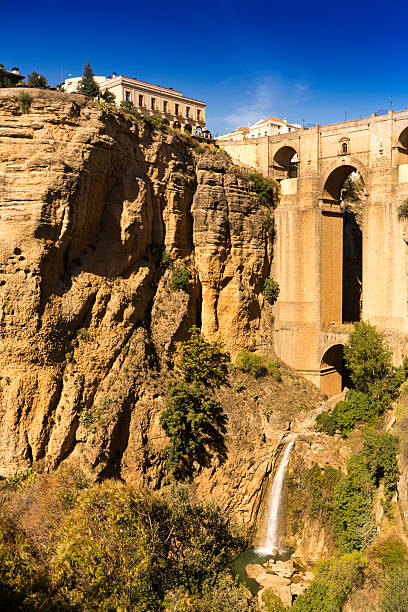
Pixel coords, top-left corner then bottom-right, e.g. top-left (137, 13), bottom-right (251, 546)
top-left (160, 382), bottom-right (226, 476)
top-left (362, 429), bottom-right (400, 516)
top-left (333, 454), bottom-right (377, 553)
top-left (120, 99), bottom-right (134, 109)
top-left (344, 321), bottom-right (392, 392)
top-left (266, 359), bottom-right (282, 381)
top-left (397, 199), bottom-right (408, 221)
top-left (262, 277), bottom-right (280, 304)
top-left (160, 250), bottom-right (172, 270)
top-left (381, 566), bottom-right (408, 612)
top-left (17, 92), bottom-right (32, 113)
top-left (199, 570), bottom-right (255, 611)
top-left (98, 89), bottom-right (115, 104)
top-left (79, 396), bottom-right (114, 431)
top-left (171, 266), bottom-right (190, 291)
top-left (76, 327), bottom-right (90, 341)
top-left (0, 514), bottom-right (51, 609)
top-left (262, 588), bottom-right (286, 611)
top-left (6, 467), bottom-right (37, 492)
top-left (178, 326), bottom-right (229, 389)
top-left (249, 172), bottom-right (279, 207)
top-left (372, 536), bottom-right (408, 572)
top-left (316, 390), bottom-right (376, 436)
top-left (293, 552), bottom-right (368, 612)
top-left (235, 349), bottom-right (267, 378)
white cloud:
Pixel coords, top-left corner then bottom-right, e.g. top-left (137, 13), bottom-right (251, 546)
top-left (221, 75), bottom-right (312, 130)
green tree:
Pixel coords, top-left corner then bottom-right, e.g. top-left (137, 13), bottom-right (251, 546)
top-left (362, 429), bottom-right (400, 515)
top-left (26, 71), bottom-right (47, 88)
top-left (178, 326), bottom-right (229, 388)
top-left (333, 454), bottom-right (376, 553)
top-left (160, 382), bottom-right (226, 476)
top-left (344, 322), bottom-right (392, 392)
top-left (76, 61), bottom-right (99, 97)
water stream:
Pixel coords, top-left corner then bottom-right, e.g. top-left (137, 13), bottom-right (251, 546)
top-left (256, 440), bottom-right (295, 555)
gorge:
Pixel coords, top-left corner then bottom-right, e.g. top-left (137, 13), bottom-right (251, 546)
top-left (1, 88), bottom-right (408, 611)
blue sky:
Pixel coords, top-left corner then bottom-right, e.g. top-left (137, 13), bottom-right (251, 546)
top-left (2, 0), bottom-right (407, 134)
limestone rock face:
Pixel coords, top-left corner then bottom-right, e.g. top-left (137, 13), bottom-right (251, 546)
top-left (0, 90), bottom-right (275, 515)
top-left (0, 91), bottom-right (345, 543)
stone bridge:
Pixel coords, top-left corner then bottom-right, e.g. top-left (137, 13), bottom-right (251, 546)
top-left (218, 110), bottom-right (408, 395)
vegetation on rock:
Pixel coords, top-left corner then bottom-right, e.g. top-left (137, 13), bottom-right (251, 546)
top-left (171, 266), bottom-right (191, 291)
top-left (397, 198), bottom-right (408, 221)
top-left (317, 322), bottom-right (405, 436)
top-left (262, 277), bottom-right (280, 304)
top-left (0, 476), bottom-right (246, 610)
top-left (235, 349), bottom-right (282, 381)
top-left (178, 326), bottom-right (229, 388)
top-left (249, 172), bottom-right (279, 207)
top-left (161, 327), bottom-right (229, 477)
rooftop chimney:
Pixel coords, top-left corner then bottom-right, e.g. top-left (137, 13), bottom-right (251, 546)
top-left (11, 67), bottom-right (19, 74)
top-left (112, 72), bottom-right (117, 77)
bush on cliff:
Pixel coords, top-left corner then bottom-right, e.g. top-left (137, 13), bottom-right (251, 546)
top-left (381, 566), bottom-right (408, 612)
top-left (178, 325), bottom-right (229, 388)
top-left (160, 382), bottom-right (227, 476)
top-left (292, 552), bottom-right (368, 612)
top-left (171, 266), bottom-right (190, 291)
top-left (161, 327), bottom-right (229, 477)
top-left (344, 321), bottom-right (392, 393)
top-left (333, 454), bottom-right (377, 553)
top-left (262, 277), bottom-right (280, 304)
top-left (0, 478), bottom-right (246, 610)
top-left (362, 429), bottom-right (400, 516)
top-left (235, 349), bottom-right (282, 381)
top-left (316, 322), bottom-right (405, 436)
top-left (249, 172), bottom-right (278, 207)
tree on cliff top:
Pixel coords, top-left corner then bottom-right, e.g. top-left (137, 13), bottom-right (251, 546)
top-left (26, 71), bottom-right (48, 89)
top-left (77, 61), bottom-right (99, 97)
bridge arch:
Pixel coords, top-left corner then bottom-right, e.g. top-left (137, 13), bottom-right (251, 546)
top-left (321, 159), bottom-right (368, 202)
top-left (320, 161), bottom-right (366, 327)
top-left (272, 145), bottom-right (299, 179)
top-left (320, 344), bottom-right (346, 397)
top-left (398, 127), bottom-right (408, 165)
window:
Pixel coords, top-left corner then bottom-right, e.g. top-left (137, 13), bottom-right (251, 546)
top-left (125, 90), bottom-right (131, 102)
top-left (197, 109), bottom-right (201, 120)
top-left (139, 94), bottom-right (144, 107)
top-left (175, 103), bottom-right (179, 115)
top-left (186, 106), bottom-right (190, 118)
top-left (151, 97), bottom-right (156, 110)
top-left (342, 142), bottom-right (348, 154)
top-left (163, 100), bottom-right (168, 112)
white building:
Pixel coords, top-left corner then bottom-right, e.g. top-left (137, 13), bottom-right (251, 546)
top-left (63, 75), bottom-right (107, 93)
top-left (217, 116), bottom-right (300, 141)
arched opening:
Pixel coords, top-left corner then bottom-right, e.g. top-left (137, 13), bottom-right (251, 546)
top-left (321, 167), bottom-right (364, 327)
top-left (398, 127), bottom-right (408, 165)
top-left (195, 126), bottom-right (202, 137)
top-left (162, 118), bottom-right (170, 126)
top-left (320, 344), bottom-right (347, 397)
top-left (272, 146), bottom-right (299, 179)
top-left (173, 121), bottom-right (181, 129)
top-left (184, 124), bottom-right (192, 133)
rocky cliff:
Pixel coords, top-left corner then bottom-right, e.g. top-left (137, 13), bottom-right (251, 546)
top-left (0, 89), bottom-right (304, 524)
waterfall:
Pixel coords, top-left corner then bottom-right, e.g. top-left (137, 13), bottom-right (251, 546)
top-left (257, 440), bottom-right (295, 555)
